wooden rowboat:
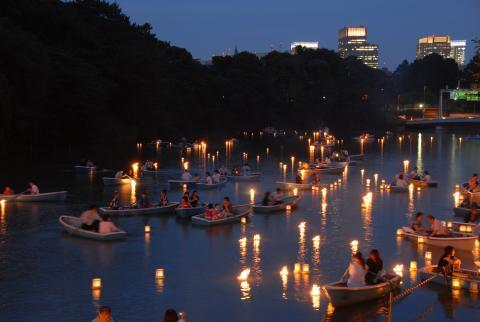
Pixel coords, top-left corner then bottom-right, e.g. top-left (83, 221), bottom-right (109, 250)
top-left (408, 179), bottom-right (438, 187)
top-left (192, 205), bottom-right (251, 226)
top-left (74, 165), bottom-right (96, 172)
top-left (168, 180), bottom-right (198, 189)
top-left (196, 179), bottom-right (227, 190)
top-left (59, 216), bottom-right (127, 241)
top-left (299, 165), bottom-right (345, 175)
top-left (0, 194), bottom-right (18, 201)
top-left (15, 191), bottom-right (68, 202)
top-left (253, 195), bottom-right (300, 213)
top-left (322, 273), bottom-right (401, 308)
top-left (175, 205), bottom-right (206, 218)
top-left (102, 177), bottom-right (132, 186)
top-left (276, 181), bottom-right (315, 190)
top-left (398, 226), bottom-right (478, 250)
top-left (226, 172), bottom-right (261, 181)
top-left (420, 265), bottom-right (480, 291)
top-left (99, 202), bottom-right (179, 216)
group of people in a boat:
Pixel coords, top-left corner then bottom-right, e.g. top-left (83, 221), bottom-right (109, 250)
top-left (231, 163), bottom-right (251, 176)
top-left (294, 173), bottom-right (320, 185)
top-left (79, 205), bottom-right (120, 233)
top-left (178, 190), bottom-right (201, 208)
top-left (180, 169), bottom-right (222, 184)
top-left (109, 189), bottom-right (170, 209)
top-left (392, 167), bottom-right (432, 187)
top-left (342, 250), bottom-right (385, 287)
top-left (204, 197), bottom-right (234, 220)
top-left (262, 188), bottom-right (285, 206)
top-left (411, 213), bottom-right (454, 236)
top-left (2, 181), bottom-right (39, 196)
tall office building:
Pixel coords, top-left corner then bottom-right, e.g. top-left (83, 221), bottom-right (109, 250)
top-left (416, 35), bottom-right (451, 59)
top-left (450, 40), bottom-right (467, 66)
top-left (338, 26), bottom-right (379, 69)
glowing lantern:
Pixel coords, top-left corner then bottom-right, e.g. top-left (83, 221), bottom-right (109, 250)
top-left (466, 225), bottom-right (473, 233)
top-left (374, 173), bottom-right (378, 185)
top-left (393, 264), bottom-right (404, 275)
top-left (241, 217), bottom-right (247, 224)
top-left (452, 278), bottom-right (461, 289)
top-left (396, 229), bottom-right (403, 236)
top-left (410, 261), bottom-right (417, 271)
top-left (92, 278), bottom-right (102, 290)
top-left (183, 162), bottom-right (189, 171)
top-left (253, 234), bottom-right (261, 242)
top-left (302, 264), bottom-right (310, 273)
top-left (294, 263), bottom-right (301, 273)
top-left (280, 266), bottom-right (289, 277)
top-left (447, 221), bottom-right (452, 228)
top-left (459, 225), bottom-right (467, 233)
top-left (350, 240), bottom-right (359, 247)
top-left (145, 225), bottom-right (151, 233)
top-left (153, 162), bottom-right (158, 169)
top-left (249, 189), bottom-right (255, 203)
top-left (132, 162), bottom-right (139, 177)
top-left (238, 268), bottom-right (250, 281)
top-left (425, 251), bottom-right (432, 260)
top-left (298, 222), bottom-right (306, 230)
top-left (286, 204), bottom-right (292, 211)
top-left (417, 236), bottom-right (424, 244)
top-left (310, 284), bottom-right (320, 296)
top-left (293, 188), bottom-right (298, 196)
top-left (155, 268), bottom-right (164, 279)
top-left (403, 160), bottom-right (409, 172)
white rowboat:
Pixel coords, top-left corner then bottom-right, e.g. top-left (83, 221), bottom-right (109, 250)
top-left (99, 202), bottom-right (179, 216)
top-left (253, 195), bottom-right (300, 213)
top-left (102, 177), bottom-right (132, 186)
top-left (196, 179), bottom-right (227, 190)
top-left (398, 226), bottom-right (478, 250)
top-left (175, 205), bottom-right (207, 218)
top-left (276, 181), bottom-right (315, 190)
top-left (226, 172), bottom-right (261, 181)
top-left (420, 265), bottom-right (480, 291)
top-left (322, 273), bottom-right (401, 308)
top-left (192, 205), bottom-right (251, 226)
top-left (59, 216), bottom-right (126, 241)
top-left (15, 191), bottom-right (68, 202)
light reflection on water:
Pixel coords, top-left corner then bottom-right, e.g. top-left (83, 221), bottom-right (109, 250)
top-left (0, 130), bottom-right (480, 321)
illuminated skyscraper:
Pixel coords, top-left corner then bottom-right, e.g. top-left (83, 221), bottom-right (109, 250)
top-left (450, 40), bottom-right (466, 66)
top-left (416, 35), bottom-right (451, 59)
top-left (338, 26), bottom-right (379, 69)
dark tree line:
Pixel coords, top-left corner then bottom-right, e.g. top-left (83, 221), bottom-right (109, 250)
top-left (0, 0), bottom-right (477, 150)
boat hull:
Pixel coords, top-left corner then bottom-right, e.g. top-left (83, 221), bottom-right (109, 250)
top-left (226, 173), bottom-right (261, 181)
top-left (192, 205), bottom-right (251, 226)
top-left (323, 274), bottom-right (401, 308)
top-left (168, 180), bottom-right (198, 189)
top-left (102, 177), bottom-right (132, 186)
top-left (196, 180), bottom-right (227, 190)
top-left (276, 182), bottom-right (313, 190)
top-left (253, 196), bottom-right (300, 213)
top-left (16, 191), bottom-right (68, 202)
top-left (59, 216), bottom-right (127, 241)
top-left (419, 265), bottom-right (480, 291)
top-left (99, 202), bottom-right (179, 216)
top-left (399, 226), bottom-right (478, 250)
top-left (408, 179), bottom-right (438, 187)
top-left (175, 206), bottom-right (206, 218)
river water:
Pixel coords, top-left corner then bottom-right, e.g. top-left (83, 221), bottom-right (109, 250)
top-left (1, 128), bottom-right (480, 322)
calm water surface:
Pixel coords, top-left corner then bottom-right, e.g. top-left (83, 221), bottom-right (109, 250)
top-left (1, 129), bottom-right (480, 322)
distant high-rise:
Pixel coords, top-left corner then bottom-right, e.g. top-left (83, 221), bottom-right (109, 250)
top-left (338, 26), bottom-right (379, 69)
top-left (290, 41), bottom-right (319, 53)
top-left (416, 35), bottom-right (451, 59)
top-left (450, 40), bottom-right (467, 66)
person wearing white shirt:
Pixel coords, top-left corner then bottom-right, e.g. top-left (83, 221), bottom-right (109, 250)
top-left (181, 170), bottom-right (192, 181)
top-left (28, 181), bottom-right (40, 194)
top-left (212, 170), bottom-right (221, 183)
top-left (342, 252), bottom-right (367, 287)
top-left (205, 172), bottom-right (213, 185)
top-left (114, 170), bottom-right (123, 179)
top-left (427, 215), bottom-right (450, 236)
top-left (395, 174), bottom-right (408, 188)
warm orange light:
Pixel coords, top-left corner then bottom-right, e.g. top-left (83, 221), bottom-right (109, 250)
top-left (238, 268), bottom-right (250, 281)
top-left (155, 268), bottom-right (164, 279)
top-left (145, 225), bottom-right (151, 233)
top-left (92, 278), bottom-right (102, 290)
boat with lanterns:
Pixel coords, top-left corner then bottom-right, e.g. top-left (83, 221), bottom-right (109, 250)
top-left (408, 178), bottom-right (438, 187)
top-left (447, 221), bottom-right (479, 235)
top-left (226, 172), bottom-right (261, 181)
top-left (397, 227), bottom-right (478, 250)
top-left (191, 204), bottom-right (251, 226)
top-left (59, 216), bottom-right (127, 241)
top-left (99, 202), bottom-right (179, 216)
top-left (102, 177), bottom-right (133, 186)
top-left (175, 205), bottom-right (207, 218)
top-left (196, 179), bottom-right (228, 190)
top-left (15, 191), bottom-right (68, 202)
top-left (352, 133), bottom-right (375, 143)
top-left (419, 265), bottom-right (480, 292)
top-left (322, 273), bottom-right (402, 307)
top-left (252, 195), bottom-right (300, 213)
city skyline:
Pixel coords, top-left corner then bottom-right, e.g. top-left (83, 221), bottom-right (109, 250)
top-left (114, 0), bottom-right (478, 70)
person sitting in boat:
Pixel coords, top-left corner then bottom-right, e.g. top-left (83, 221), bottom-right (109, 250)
top-left (190, 191), bottom-right (200, 207)
top-left (411, 212), bottom-right (425, 232)
top-left (423, 171), bottom-right (432, 182)
top-left (342, 252), bottom-right (367, 287)
top-left (212, 170), bottom-right (221, 183)
top-left (109, 191), bottom-right (121, 209)
top-left (99, 215), bottom-right (120, 233)
top-left (114, 170), bottom-right (124, 179)
top-left (222, 197), bottom-right (233, 216)
top-left (181, 170), bottom-right (192, 181)
top-left (395, 174), bottom-right (408, 188)
top-left (219, 165), bottom-right (228, 176)
top-left (436, 246), bottom-right (461, 275)
top-left (324, 157), bottom-right (331, 165)
top-left (3, 186), bottom-right (14, 195)
top-left (464, 208), bottom-right (478, 223)
top-left (365, 249), bottom-right (385, 285)
top-left (192, 173), bottom-right (200, 182)
top-left (179, 196), bottom-right (191, 208)
top-left (139, 191), bottom-right (151, 208)
top-left (205, 172), bottom-right (213, 185)
top-left (295, 174), bottom-right (303, 184)
top-left (231, 167), bottom-right (240, 176)
top-left (205, 204), bottom-right (216, 219)
top-left (271, 188), bottom-right (284, 205)
top-left (409, 167), bottom-right (420, 180)
top-left (27, 181), bottom-right (40, 195)
top-left (80, 205), bottom-right (103, 231)
top-left (467, 174), bottom-right (479, 192)
top-left (426, 215), bottom-right (451, 236)
top-left (159, 189), bottom-right (169, 206)
top-left (241, 163), bottom-right (251, 175)
top-left (262, 192), bottom-right (272, 206)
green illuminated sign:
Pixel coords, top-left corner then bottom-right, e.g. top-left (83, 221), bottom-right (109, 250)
top-left (450, 90), bottom-right (480, 101)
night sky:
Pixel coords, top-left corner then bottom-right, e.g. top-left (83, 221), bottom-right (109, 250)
top-left (115, 0), bottom-right (479, 70)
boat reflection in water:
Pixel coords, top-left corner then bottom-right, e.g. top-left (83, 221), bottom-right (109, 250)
top-left (323, 300), bottom-right (388, 322)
